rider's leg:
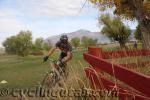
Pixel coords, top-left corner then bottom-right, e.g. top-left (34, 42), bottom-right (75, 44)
top-left (54, 52), bottom-right (71, 83)
top-left (60, 52), bottom-right (72, 79)
top-left (58, 52), bottom-right (68, 75)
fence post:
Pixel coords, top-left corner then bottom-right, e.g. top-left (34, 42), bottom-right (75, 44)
top-left (88, 46), bottom-right (103, 74)
top-left (88, 46), bottom-right (103, 58)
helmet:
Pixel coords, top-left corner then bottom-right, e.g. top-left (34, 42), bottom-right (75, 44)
top-left (60, 35), bottom-right (68, 43)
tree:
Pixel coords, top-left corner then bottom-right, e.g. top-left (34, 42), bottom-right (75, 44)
top-left (90, 0), bottom-right (150, 49)
top-left (100, 14), bottom-right (131, 48)
top-left (43, 39), bottom-right (52, 51)
top-left (15, 31), bottom-right (32, 56)
top-left (43, 42), bottom-right (52, 51)
top-left (71, 37), bottom-right (80, 48)
top-left (134, 25), bottom-right (142, 41)
top-left (3, 30), bottom-right (32, 56)
top-left (34, 37), bottom-right (44, 50)
top-left (31, 37), bottom-right (44, 55)
top-left (3, 36), bottom-right (17, 54)
top-left (81, 36), bottom-right (98, 48)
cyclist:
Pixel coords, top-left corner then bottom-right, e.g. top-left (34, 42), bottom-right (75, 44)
top-left (43, 35), bottom-right (72, 77)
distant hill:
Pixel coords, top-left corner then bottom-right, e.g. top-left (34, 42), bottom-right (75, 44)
top-left (46, 29), bottom-right (136, 45)
top-left (46, 29), bottom-right (110, 45)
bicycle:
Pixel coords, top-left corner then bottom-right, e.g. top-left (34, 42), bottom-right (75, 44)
top-left (41, 58), bottom-right (67, 88)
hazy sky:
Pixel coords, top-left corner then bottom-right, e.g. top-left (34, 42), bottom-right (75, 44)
top-left (0, 0), bottom-right (138, 47)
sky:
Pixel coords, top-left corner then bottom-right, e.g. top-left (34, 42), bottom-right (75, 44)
top-left (0, 0), bottom-right (138, 47)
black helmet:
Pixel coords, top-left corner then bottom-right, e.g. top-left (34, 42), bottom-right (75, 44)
top-left (60, 35), bottom-right (68, 43)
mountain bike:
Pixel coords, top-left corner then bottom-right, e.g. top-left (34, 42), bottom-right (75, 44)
top-left (41, 58), bottom-right (67, 88)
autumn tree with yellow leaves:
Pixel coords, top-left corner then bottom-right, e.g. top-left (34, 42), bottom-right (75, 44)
top-left (90, 0), bottom-right (150, 49)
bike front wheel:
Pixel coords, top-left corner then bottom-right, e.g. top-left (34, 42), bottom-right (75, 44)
top-left (41, 71), bottom-right (59, 88)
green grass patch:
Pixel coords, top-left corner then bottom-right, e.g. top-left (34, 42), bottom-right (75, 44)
top-left (0, 49), bottom-right (88, 89)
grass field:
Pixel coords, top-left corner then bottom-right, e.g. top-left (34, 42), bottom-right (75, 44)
top-left (0, 43), bottom-right (149, 100)
top-left (0, 43), bottom-right (149, 89)
top-left (0, 49), bottom-right (88, 89)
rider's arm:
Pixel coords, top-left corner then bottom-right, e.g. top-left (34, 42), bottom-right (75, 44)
top-left (47, 47), bottom-right (57, 56)
top-left (43, 46), bottom-right (58, 62)
top-left (61, 51), bottom-right (72, 63)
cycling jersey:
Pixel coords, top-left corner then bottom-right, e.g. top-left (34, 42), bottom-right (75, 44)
top-left (55, 41), bottom-right (72, 52)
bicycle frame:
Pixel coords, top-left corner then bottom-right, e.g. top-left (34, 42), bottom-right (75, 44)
top-left (48, 58), bottom-right (66, 76)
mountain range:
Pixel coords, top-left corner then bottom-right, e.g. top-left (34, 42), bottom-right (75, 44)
top-left (46, 29), bottom-right (135, 45)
